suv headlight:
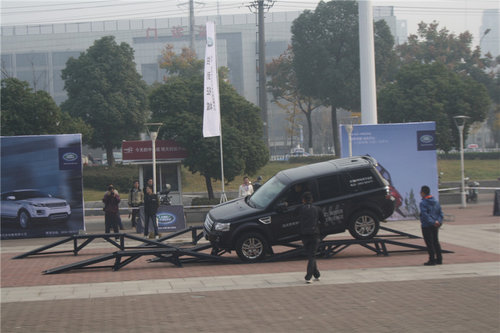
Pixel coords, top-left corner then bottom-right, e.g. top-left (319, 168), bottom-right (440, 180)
top-left (214, 222), bottom-right (230, 232)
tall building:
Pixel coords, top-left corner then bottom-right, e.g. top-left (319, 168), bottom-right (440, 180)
top-left (480, 9), bottom-right (500, 57)
top-left (1, 8), bottom-right (404, 154)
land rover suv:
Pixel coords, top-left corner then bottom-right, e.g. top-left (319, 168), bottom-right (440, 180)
top-left (204, 156), bottom-right (396, 262)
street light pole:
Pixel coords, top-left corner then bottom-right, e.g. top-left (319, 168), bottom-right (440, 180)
top-left (453, 116), bottom-right (470, 208)
top-left (344, 116), bottom-right (359, 157)
top-left (145, 122), bottom-right (163, 194)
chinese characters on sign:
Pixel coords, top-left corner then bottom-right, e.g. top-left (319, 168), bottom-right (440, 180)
top-left (203, 21), bottom-right (221, 137)
top-left (121, 140), bottom-right (188, 161)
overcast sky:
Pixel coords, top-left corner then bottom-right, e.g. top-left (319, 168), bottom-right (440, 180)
top-left (1, 0), bottom-right (499, 46)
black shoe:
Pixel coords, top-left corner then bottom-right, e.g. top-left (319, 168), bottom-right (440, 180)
top-left (436, 260), bottom-right (442, 265)
top-left (424, 261), bottom-right (436, 266)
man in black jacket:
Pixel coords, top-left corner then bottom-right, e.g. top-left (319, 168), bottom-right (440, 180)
top-left (143, 185), bottom-right (160, 239)
top-left (296, 191), bottom-right (325, 283)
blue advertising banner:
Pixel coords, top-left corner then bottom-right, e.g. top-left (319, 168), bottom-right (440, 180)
top-left (156, 205), bottom-right (186, 232)
top-left (136, 205), bottom-right (186, 234)
top-left (340, 122), bottom-right (438, 220)
top-left (1, 134), bottom-right (85, 239)
top-left (59, 147), bottom-right (82, 170)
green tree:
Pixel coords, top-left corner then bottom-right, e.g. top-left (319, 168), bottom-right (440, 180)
top-left (397, 22), bottom-right (499, 146)
top-left (150, 47), bottom-right (268, 199)
top-left (1, 78), bottom-right (92, 138)
top-left (378, 62), bottom-right (490, 151)
top-left (61, 36), bottom-right (148, 166)
top-left (266, 46), bottom-right (322, 153)
top-left (291, 0), bottom-right (396, 156)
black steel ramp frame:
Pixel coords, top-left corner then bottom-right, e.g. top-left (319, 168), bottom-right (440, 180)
top-left (12, 226), bottom-right (205, 260)
top-left (16, 225), bottom-right (454, 275)
top-left (263, 237), bottom-right (453, 262)
top-left (264, 238), bottom-right (389, 262)
top-left (43, 244), bottom-right (241, 275)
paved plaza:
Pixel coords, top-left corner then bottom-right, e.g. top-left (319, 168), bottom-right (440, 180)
top-left (1, 202), bottom-right (499, 332)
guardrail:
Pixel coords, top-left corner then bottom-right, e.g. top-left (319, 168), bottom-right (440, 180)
top-left (439, 187), bottom-right (500, 192)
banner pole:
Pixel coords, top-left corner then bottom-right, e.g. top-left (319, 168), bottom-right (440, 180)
top-left (219, 132), bottom-right (227, 203)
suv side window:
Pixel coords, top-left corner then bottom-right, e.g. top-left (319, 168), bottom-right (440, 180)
top-left (280, 181), bottom-right (313, 206)
top-left (317, 175), bottom-right (342, 200)
top-left (342, 168), bottom-right (379, 193)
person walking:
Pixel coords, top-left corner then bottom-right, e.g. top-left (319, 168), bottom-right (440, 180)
top-left (238, 176), bottom-right (254, 197)
top-left (128, 180), bottom-right (144, 228)
top-left (102, 184), bottom-right (121, 237)
top-left (143, 185), bottom-right (160, 239)
top-left (419, 185), bottom-right (443, 266)
top-left (296, 191), bottom-right (325, 283)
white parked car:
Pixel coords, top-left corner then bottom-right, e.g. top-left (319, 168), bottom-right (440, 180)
top-left (1, 189), bottom-right (71, 229)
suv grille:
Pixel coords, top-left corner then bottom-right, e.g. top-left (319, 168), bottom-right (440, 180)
top-left (46, 202), bottom-right (67, 208)
top-left (204, 214), bottom-right (214, 232)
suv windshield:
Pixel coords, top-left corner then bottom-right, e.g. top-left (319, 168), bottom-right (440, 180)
top-left (13, 191), bottom-right (50, 200)
top-left (248, 176), bottom-right (286, 209)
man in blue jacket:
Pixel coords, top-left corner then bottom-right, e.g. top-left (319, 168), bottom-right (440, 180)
top-left (419, 185), bottom-right (443, 265)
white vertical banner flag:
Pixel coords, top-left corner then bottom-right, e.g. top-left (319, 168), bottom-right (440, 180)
top-left (203, 21), bottom-right (221, 138)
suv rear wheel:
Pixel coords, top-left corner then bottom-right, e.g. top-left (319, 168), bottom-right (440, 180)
top-left (348, 210), bottom-right (379, 240)
top-left (235, 232), bottom-right (268, 262)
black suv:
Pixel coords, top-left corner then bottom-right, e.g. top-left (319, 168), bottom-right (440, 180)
top-left (204, 156), bottom-right (395, 261)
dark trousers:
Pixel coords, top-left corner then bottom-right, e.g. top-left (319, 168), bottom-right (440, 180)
top-left (422, 226), bottom-right (442, 263)
top-left (144, 213), bottom-right (159, 236)
top-left (105, 212), bottom-right (119, 234)
top-left (131, 208), bottom-right (140, 227)
top-left (302, 235), bottom-right (320, 280)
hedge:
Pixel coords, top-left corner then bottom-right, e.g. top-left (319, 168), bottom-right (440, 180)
top-left (191, 197), bottom-right (222, 206)
top-left (83, 165), bottom-right (139, 192)
top-left (437, 152), bottom-right (500, 160)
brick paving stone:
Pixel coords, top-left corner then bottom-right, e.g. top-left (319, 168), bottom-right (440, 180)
top-left (2, 276), bottom-right (499, 333)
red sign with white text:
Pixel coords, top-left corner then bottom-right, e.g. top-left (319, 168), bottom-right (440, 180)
top-left (122, 140), bottom-right (188, 161)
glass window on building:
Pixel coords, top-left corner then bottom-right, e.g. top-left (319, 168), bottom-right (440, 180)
top-left (16, 52), bottom-right (48, 67)
top-left (16, 69), bottom-right (49, 91)
top-left (1, 54), bottom-right (13, 77)
top-left (53, 93), bottom-right (68, 106)
top-left (266, 40), bottom-right (289, 60)
top-left (53, 69), bottom-right (65, 93)
top-left (53, 51), bottom-right (81, 66)
top-left (141, 63), bottom-right (164, 85)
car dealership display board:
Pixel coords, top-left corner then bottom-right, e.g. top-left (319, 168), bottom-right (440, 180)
top-left (340, 122), bottom-right (439, 220)
top-left (1, 134), bottom-right (85, 239)
top-left (135, 205), bottom-right (186, 234)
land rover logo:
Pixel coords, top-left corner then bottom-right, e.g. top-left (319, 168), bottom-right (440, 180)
top-left (419, 134), bottom-right (434, 144)
top-left (62, 152), bottom-right (78, 162)
top-left (207, 37), bottom-right (214, 47)
top-left (157, 213), bottom-right (176, 225)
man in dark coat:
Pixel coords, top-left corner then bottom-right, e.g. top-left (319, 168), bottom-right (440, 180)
top-left (102, 184), bottom-right (121, 236)
top-left (296, 191), bottom-right (325, 283)
top-left (144, 185), bottom-right (160, 239)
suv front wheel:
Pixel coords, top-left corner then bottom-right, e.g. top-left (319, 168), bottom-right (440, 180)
top-left (18, 209), bottom-right (31, 229)
top-left (235, 232), bottom-right (268, 262)
top-left (348, 210), bottom-right (379, 240)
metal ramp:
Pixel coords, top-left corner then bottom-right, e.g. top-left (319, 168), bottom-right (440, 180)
top-left (14, 225), bottom-right (453, 275)
top-left (43, 244), bottom-right (241, 275)
top-left (12, 226), bottom-right (205, 260)
top-left (263, 237), bottom-right (446, 263)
